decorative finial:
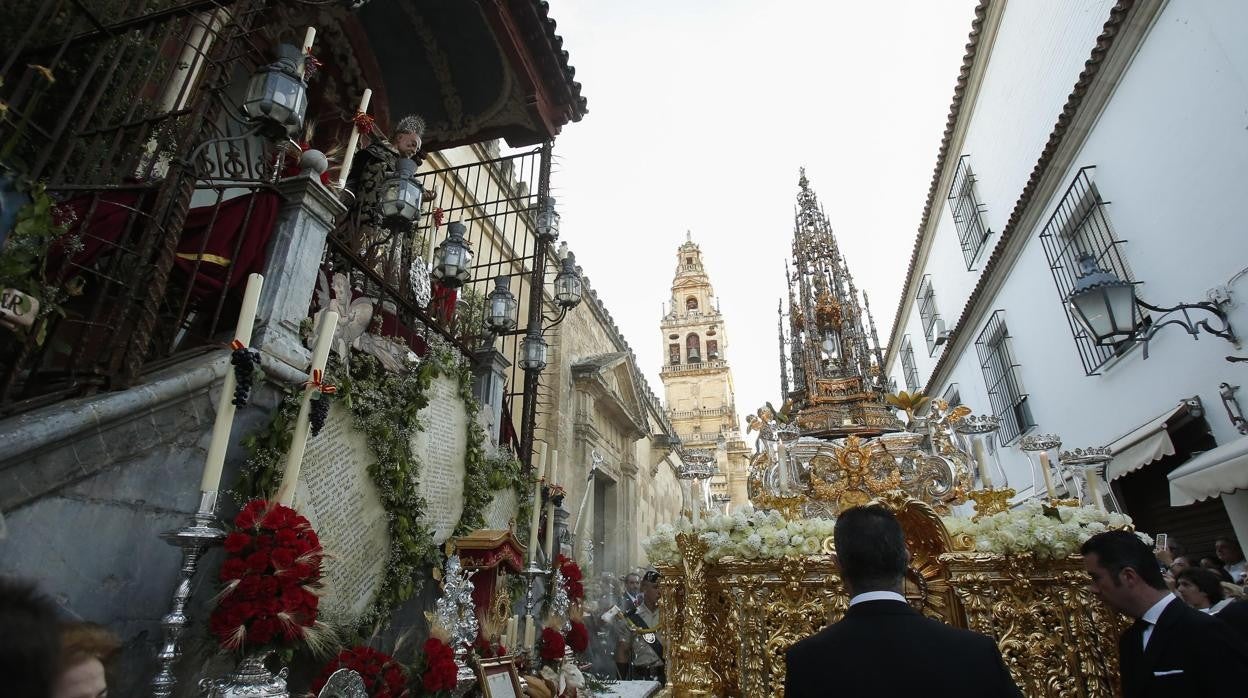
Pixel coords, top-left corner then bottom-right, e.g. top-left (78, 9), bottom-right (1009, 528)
top-left (798, 167), bottom-right (808, 188)
top-left (686, 229), bottom-right (692, 242)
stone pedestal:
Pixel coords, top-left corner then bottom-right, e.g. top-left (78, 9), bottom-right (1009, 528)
top-left (472, 347), bottom-right (511, 443)
top-left (253, 174), bottom-right (347, 370)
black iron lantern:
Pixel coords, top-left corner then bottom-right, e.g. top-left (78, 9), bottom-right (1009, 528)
top-left (379, 158), bottom-right (422, 223)
top-left (485, 276), bottom-right (519, 333)
top-left (243, 44), bottom-right (308, 138)
top-left (432, 221), bottom-right (473, 288)
top-left (1067, 254), bottom-right (1140, 345)
top-left (536, 197), bottom-right (560, 241)
top-left (521, 330), bottom-right (548, 370)
top-left (553, 251), bottom-right (583, 310)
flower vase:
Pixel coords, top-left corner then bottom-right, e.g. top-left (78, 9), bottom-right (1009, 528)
top-left (199, 650), bottom-right (289, 698)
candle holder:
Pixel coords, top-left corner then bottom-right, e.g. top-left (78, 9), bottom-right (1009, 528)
top-left (1060, 447), bottom-right (1119, 513)
top-left (1019, 433), bottom-right (1078, 506)
top-left (151, 490), bottom-right (227, 698)
top-left (955, 415), bottom-right (1014, 520)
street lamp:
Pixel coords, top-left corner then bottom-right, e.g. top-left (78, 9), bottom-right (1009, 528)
top-left (1067, 253), bottom-right (1235, 358)
top-left (432, 221), bottom-right (473, 288)
top-left (520, 330), bottom-right (548, 370)
top-left (378, 158), bottom-right (422, 224)
top-left (242, 44), bottom-right (308, 138)
top-left (535, 196), bottom-right (560, 241)
top-left (485, 276), bottom-right (519, 333)
top-left (553, 251), bottom-right (584, 310)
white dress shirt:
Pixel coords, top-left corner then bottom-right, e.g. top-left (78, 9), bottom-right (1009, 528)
top-left (1140, 593), bottom-right (1177, 650)
top-left (849, 590), bottom-right (908, 606)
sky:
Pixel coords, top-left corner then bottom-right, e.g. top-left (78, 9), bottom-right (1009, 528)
top-left (548, 0), bottom-right (981, 432)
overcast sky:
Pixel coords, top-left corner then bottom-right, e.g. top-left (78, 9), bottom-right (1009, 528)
top-left (549, 0), bottom-right (981, 431)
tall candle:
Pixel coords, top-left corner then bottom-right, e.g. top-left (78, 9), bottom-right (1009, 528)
top-left (549, 449), bottom-right (559, 485)
top-left (295, 27), bottom-right (316, 79)
top-left (523, 615), bottom-right (536, 649)
top-left (1039, 452), bottom-right (1056, 499)
top-left (335, 88), bottom-right (373, 190)
top-left (545, 449), bottom-right (559, 559)
top-left (275, 310), bottom-right (338, 505)
top-left (527, 443), bottom-right (546, 564)
top-left (1087, 470), bottom-right (1106, 512)
top-left (507, 615), bottom-right (519, 646)
top-left (692, 482), bottom-right (701, 526)
top-left (776, 440), bottom-right (789, 493)
top-left (200, 273), bottom-right (264, 494)
top-left (974, 440), bottom-right (993, 489)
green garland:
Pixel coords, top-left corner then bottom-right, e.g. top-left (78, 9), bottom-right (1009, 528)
top-left (238, 347), bottom-right (532, 630)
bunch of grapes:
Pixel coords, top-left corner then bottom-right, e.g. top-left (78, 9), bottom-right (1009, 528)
top-left (231, 347), bottom-right (261, 407)
top-left (310, 392), bottom-right (331, 437)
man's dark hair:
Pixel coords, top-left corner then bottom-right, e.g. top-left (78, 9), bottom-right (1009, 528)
top-left (1080, 530), bottom-right (1167, 590)
top-left (833, 506), bottom-right (908, 593)
top-left (1176, 567), bottom-right (1226, 604)
top-left (0, 577), bottom-right (61, 698)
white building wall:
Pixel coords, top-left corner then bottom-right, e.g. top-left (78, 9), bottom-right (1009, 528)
top-left (890, 0), bottom-right (1248, 498)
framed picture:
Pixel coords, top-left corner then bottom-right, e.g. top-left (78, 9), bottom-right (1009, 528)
top-left (475, 654), bottom-right (523, 698)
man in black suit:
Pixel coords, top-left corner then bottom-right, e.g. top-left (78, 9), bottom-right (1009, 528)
top-left (784, 506), bottom-right (1021, 697)
top-left (1081, 530), bottom-right (1248, 697)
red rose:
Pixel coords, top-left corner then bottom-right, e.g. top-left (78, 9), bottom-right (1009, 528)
top-left (565, 620), bottom-right (589, 653)
top-left (235, 499), bottom-right (268, 530)
top-left (236, 575), bottom-right (263, 600)
top-left (271, 548), bottom-right (297, 570)
top-left (223, 532), bottom-right (252, 554)
top-left (539, 627), bottom-right (566, 661)
top-left (275, 528), bottom-right (298, 547)
top-left (245, 550), bottom-right (271, 573)
top-left (566, 580), bottom-right (585, 602)
top-left (219, 558), bottom-right (248, 581)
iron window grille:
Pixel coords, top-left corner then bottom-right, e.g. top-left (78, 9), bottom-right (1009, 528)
top-left (948, 155), bottom-right (992, 270)
top-left (1039, 166), bottom-right (1145, 375)
top-left (975, 310), bottom-right (1034, 444)
top-left (942, 383), bottom-right (962, 408)
top-left (916, 274), bottom-right (942, 355)
top-left (900, 336), bottom-right (920, 393)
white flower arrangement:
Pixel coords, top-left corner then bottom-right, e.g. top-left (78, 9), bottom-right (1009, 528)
top-left (644, 501), bottom-right (1148, 565)
top-left (943, 500), bottom-right (1146, 560)
top-left (643, 509), bottom-right (837, 565)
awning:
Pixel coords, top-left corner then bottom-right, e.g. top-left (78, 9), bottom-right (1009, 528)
top-left (1169, 437), bottom-right (1248, 506)
top-left (1105, 400), bottom-right (1198, 482)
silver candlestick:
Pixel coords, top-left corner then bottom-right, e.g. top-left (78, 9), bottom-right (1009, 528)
top-left (151, 490), bottom-right (227, 698)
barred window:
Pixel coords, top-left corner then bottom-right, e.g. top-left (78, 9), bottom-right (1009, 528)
top-left (916, 274), bottom-right (942, 355)
top-left (669, 343), bottom-right (681, 365)
top-left (900, 336), bottom-right (920, 393)
top-left (975, 310), bottom-right (1034, 444)
top-left (1039, 166), bottom-right (1143, 375)
top-left (707, 339), bottom-right (719, 360)
top-left (948, 155), bottom-right (992, 270)
top-left (942, 383), bottom-right (962, 408)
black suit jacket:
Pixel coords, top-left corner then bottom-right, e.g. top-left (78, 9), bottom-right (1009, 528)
top-left (1119, 596), bottom-right (1248, 697)
top-left (784, 600), bottom-right (1022, 697)
top-left (1213, 598), bottom-right (1248, 644)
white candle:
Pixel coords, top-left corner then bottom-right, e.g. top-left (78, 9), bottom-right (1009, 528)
top-left (295, 27), bottom-right (316, 79)
top-left (974, 440), bottom-right (993, 489)
top-left (274, 310), bottom-right (338, 505)
top-left (692, 482), bottom-right (700, 526)
top-left (507, 615), bottom-right (519, 647)
top-left (776, 440), bottom-right (789, 493)
top-left (199, 273), bottom-right (264, 494)
top-left (1039, 452), bottom-right (1057, 499)
top-left (545, 499), bottom-right (557, 562)
top-left (1087, 470), bottom-right (1106, 512)
top-left (523, 615), bottom-right (536, 649)
top-left (550, 449), bottom-right (559, 484)
top-left (335, 88), bottom-right (373, 190)
top-left (527, 443), bottom-right (546, 564)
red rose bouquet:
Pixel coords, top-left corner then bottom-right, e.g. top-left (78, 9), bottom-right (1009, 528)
top-left (311, 646), bottom-right (408, 698)
top-left (418, 637), bottom-right (458, 694)
top-left (209, 499), bottom-right (324, 651)
top-left (539, 627), bottom-right (566, 662)
top-left (564, 620), bottom-right (589, 654)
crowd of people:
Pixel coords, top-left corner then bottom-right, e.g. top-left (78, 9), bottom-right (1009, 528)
top-left (1, 578), bottom-right (117, 698)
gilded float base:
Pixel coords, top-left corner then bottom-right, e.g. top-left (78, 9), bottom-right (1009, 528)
top-left (968, 487), bottom-right (1015, 521)
top-left (1047, 497), bottom-right (1081, 508)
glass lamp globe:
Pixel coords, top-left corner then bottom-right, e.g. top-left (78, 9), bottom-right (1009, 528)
top-left (553, 251), bottom-right (583, 309)
top-left (379, 158), bottom-right (422, 222)
top-left (1068, 254), bottom-right (1141, 345)
top-left (536, 197), bottom-right (560, 240)
top-left (955, 415), bottom-right (1008, 490)
top-left (432, 221), bottom-right (473, 288)
top-left (242, 44), bottom-right (308, 138)
top-left (520, 331), bottom-right (548, 370)
top-left (821, 332), bottom-right (840, 360)
top-left (485, 276), bottom-right (518, 333)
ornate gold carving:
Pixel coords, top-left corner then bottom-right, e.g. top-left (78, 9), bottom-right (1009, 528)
top-left (808, 436), bottom-right (900, 511)
top-left (968, 488), bottom-right (1016, 521)
top-left (672, 532), bottom-right (716, 697)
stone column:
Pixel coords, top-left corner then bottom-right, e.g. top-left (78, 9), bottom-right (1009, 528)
top-left (472, 347), bottom-right (511, 444)
top-left (253, 173), bottom-right (346, 370)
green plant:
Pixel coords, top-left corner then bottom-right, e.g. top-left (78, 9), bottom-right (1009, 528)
top-left (0, 182), bottom-right (83, 343)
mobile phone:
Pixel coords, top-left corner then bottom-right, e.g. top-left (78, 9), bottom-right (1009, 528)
top-left (1155, 533), bottom-right (1168, 552)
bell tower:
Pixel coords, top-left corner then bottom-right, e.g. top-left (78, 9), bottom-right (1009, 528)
top-left (660, 233), bottom-right (751, 511)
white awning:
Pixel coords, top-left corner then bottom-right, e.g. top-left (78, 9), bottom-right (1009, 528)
top-left (1169, 437), bottom-right (1248, 506)
top-left (1105, 401), bottom-right (1196, 482)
